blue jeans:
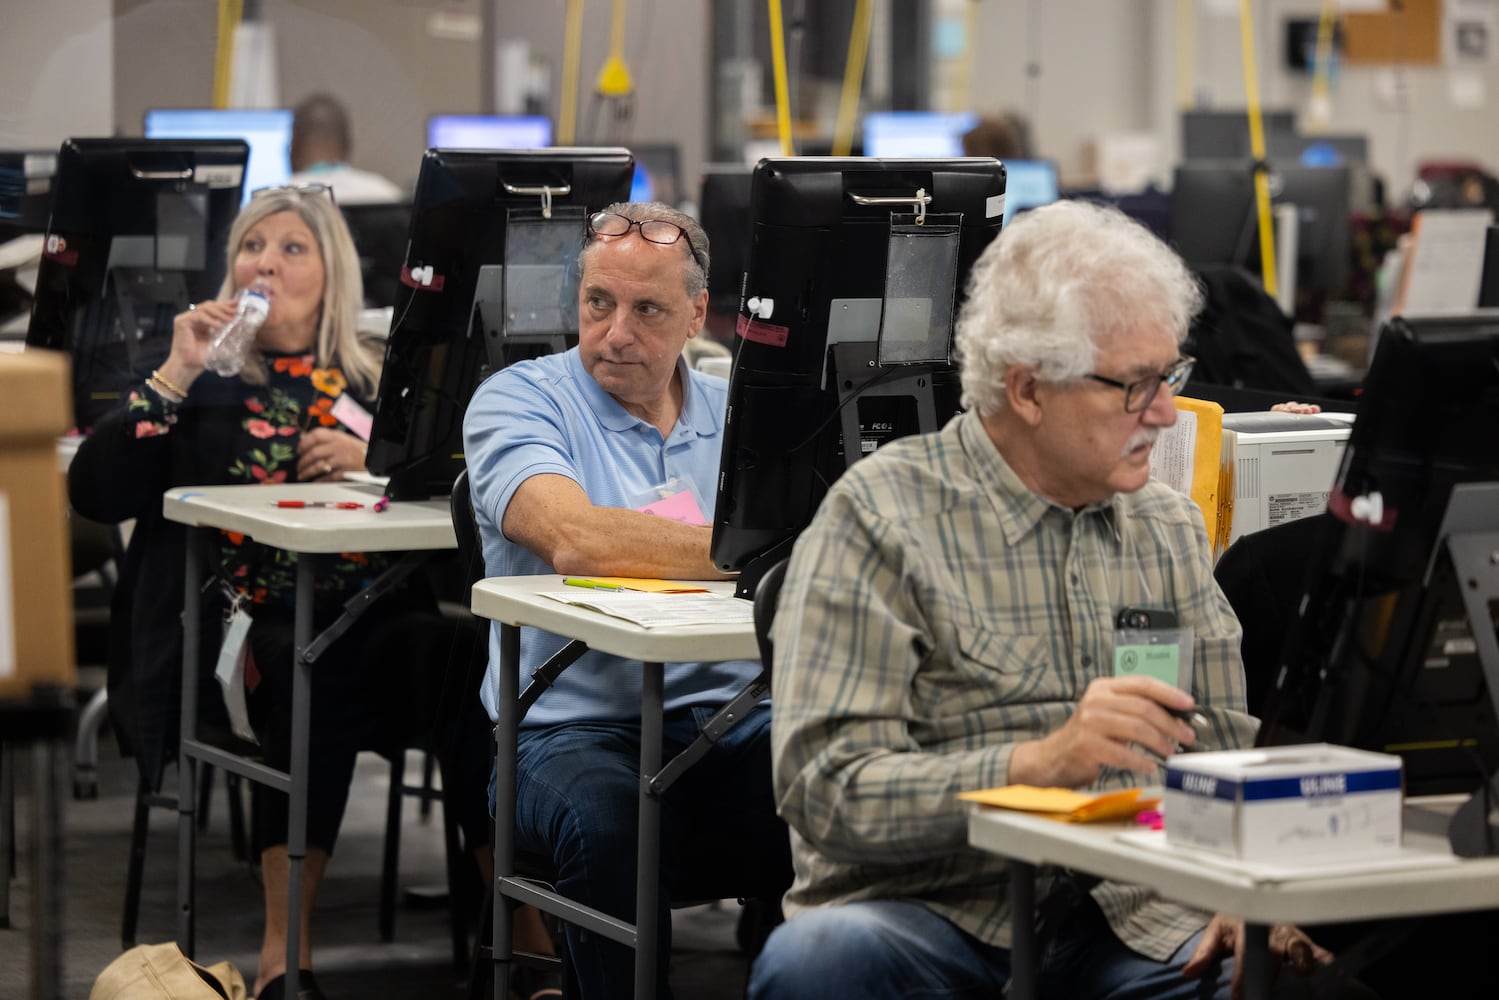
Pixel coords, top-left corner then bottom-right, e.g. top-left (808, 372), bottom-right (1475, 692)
top-left (493, 702), bottom-right (791, 1000)
top-left (748, 897), bottom-right (1233, 1000)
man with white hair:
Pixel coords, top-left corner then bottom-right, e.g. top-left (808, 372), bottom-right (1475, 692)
top-left (749, 201), bottom-right (1346, 998)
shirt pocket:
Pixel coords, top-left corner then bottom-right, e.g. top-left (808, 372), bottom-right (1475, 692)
top-left (913, 599), bottom-right (1060, 717)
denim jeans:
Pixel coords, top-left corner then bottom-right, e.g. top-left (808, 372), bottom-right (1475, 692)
top-left (492, 702), bottom-right (791, 1000)
top-left (748, 896), bottom-right (1233, 1000)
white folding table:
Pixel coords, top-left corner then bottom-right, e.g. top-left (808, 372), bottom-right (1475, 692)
top-left (164, 481), bottom-right (453, 999)
top-left (968, 794), bottom-right (1499, 999)
top-left (468, 575), bottom-right (759, 1000)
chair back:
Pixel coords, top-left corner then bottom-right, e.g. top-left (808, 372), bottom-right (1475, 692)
top-left (752, 556), bottom-right (789, 680)
top-left (449, 468), bottom-right (485, 587)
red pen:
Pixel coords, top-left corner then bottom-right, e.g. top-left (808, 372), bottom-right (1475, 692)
top-left (275, 500), bottom-right (364, 509)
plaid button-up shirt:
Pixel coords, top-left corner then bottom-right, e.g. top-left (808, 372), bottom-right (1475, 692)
top-left (771, 408), bottom-right (1258, 961)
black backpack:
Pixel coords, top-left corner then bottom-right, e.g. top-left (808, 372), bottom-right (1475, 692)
top-left (1185, 264), bottom-right (1316, 396)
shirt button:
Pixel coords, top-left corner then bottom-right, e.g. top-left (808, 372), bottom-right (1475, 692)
top-left (1081, 655), bottom-right (1093, 668)
top-left (1070, 573), bottom-right (1079, 585)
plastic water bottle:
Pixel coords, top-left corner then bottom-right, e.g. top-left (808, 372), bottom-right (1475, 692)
top-left (203, 284), bottom-right (271, 377)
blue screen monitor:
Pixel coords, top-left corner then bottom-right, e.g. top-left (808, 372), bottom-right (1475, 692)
top-left (425, 114), bottom-right (551, 151)
top-left (1000, 159), bottom-right (1059, 225)
top-left (143, 107), bottom-right (292, 206)
top-left (627, 142), bottom-right (683, 207)
top-left (862, 111), bottom-right (978, 158)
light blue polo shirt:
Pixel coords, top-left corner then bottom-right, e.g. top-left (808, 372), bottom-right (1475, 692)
top-left (461, 347), bottom-right (760, 726)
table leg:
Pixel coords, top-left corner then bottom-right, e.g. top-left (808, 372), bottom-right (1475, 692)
top-left (1243, 922), bottom-right (1271, 1000)
top-left (176, 528), bottom-right (203, 956)
top-left (493, 623), bottom-right (520, 1000)
top-left (1, 743), bottom-right (12, 928)
top-left (28, 739), bottom-right (63, 1000)
top-left (633, 661), bottom-right (664, 1000)
top-left (283, 556), bottom-right (315, 1000)
top-left (1007, 859), bottom-right (1037, 1000)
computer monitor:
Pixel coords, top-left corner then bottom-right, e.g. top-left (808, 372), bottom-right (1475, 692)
top-left (340, 201), bottom-right (412, 309)
top-left (1257, 312), bottom-right (1499, 854)
top-left (1000, 158), bottom-right (1059, 225)
top-left (1265, 131), bottom-right (1369, 169)
top-left (1180, 109), bottom-right (1296, 161)
top-left (24, 138), bottom-right (246, 431)
top-left (696, 163), bottom-right (754, 317)
top-left (1480, 225), bottom-right (1499, 308)
top-left (425, 114), bottom-right (552, 151)
top-left (1169, 160), bottom-right (1351, 313)
top-left (628, 142), bottom-right (684, 207)
top-left (365, 147), bottom-right (634, 500)
top-left (143, 108), bottom-right (292, 207)
top-left (862, 111), bottom-right (978, 158)
top-left (0, 150), bottom-right (58, 235)
top-left (710, 156), bottom-right (1005, 594)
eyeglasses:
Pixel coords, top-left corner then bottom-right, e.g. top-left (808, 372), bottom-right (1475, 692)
top-left (588, 211), bottom-right (704, 272)
top-left (251, 182), bottom-right (336, 205)
top-left (1085, 355), bottom-right (1195, 413)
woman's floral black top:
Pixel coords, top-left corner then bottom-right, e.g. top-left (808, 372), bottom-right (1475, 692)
top-left (126, 350), bottom-right (388, 609)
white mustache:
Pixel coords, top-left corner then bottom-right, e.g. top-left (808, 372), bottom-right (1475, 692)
top-left (1121, 428), bottom-right (1158, 458)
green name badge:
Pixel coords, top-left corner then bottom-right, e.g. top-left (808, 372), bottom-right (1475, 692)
top-left (1113, 643), bottom-right (1181, 686)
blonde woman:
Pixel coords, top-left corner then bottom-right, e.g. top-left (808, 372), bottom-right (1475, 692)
top-left (69, 186), bottom-right (518, 999)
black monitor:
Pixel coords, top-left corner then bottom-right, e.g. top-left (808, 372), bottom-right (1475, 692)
top-left (340, 201), bottom-right (412, 309)
top-left (24, 138), bottom-right (247, 431)
top-left (1257, 313), bottom-right (1499, 855)
top-left (697, 163), bottom-right (754, 318)
top-left (710, 156), bottom-right (1005, 595)
top-left (1170, 160), bottom-right (1351, 315)
top-left (1264, 131), bottom-right (1369, 169)
top-left (1480, 225), bottom-right (1499, 308)
top-left (1180, 108), bottom-right (1296, 161)
top-left (628, 142), bottom-right (683, 208)
top-left (365, 147), bottom-right (635, 500)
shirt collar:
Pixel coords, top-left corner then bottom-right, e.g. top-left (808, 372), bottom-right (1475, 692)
top-left (566, 349), bottom-right (713, 442)
top-left (958, 409), bottom-right (1125, 545)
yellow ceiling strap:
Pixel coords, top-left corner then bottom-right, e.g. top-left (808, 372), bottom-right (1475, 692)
top-left (768, 0), bottom-right (794, 156)
top-left (1307, 0), bottom-right (1339, 132)
top-left (595, 0), bottom-right (635, 98)
top-left (212, 0), bottom-right (242, 110)
top-left (1238, 0), bottom-right (1279, 299)
top-left (832, 0), bottom-right (873, 158)
top-left (560, 0), bottom-right (584, 144)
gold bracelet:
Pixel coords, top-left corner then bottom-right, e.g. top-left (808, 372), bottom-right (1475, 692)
top-left (151, 368), bottom-right (188, 399)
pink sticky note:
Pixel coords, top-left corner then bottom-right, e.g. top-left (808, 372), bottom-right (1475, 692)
top-left (637, 489), bottom-right (706, 525)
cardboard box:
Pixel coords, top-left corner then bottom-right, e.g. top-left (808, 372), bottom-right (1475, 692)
top-left (0, 350), bottom-right (75, 702)
top-left (1164, 744), bottom-right (1403, 861)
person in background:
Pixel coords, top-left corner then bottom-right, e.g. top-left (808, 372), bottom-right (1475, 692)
top-left (462, 201), bottom-right (791, 999)
top-left (288, 93), bottom-right (404, 206)
top-left (749, 201), bottom-right (1362, 999)
top-left (961, 110), bottom-right (1034, 161)
top-left (67, 186), bottom-right (498, 1000)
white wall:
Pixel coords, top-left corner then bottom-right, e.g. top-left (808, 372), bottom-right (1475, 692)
top-left (0, 0), bottom-right (114, 150)
top-left (966, 0), bottom-right (1159, 185)
top-left (490, 1), bottom-right (711, 206)
top-left (1187, 0), bottom-right (1499, 197)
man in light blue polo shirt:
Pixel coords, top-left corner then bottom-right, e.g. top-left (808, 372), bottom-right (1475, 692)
top-left (462, 202), bottom-right (790, 998)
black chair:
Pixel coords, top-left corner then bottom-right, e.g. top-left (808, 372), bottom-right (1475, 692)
top-left (449, 469), bottom-right (572, 998)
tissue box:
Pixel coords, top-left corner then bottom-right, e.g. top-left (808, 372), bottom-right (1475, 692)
top-left (1164, 744), bottom-right (1403, 860)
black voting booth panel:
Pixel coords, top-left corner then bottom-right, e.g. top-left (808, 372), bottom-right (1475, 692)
top-left (1256, 313), bottom-right (1499, 856)
top-left (364, 147), bottom-right (636, 501)
top-left (25, 138), bottom-right (247, 431)
top-left (711, 157), bottom-right (1005, 596)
